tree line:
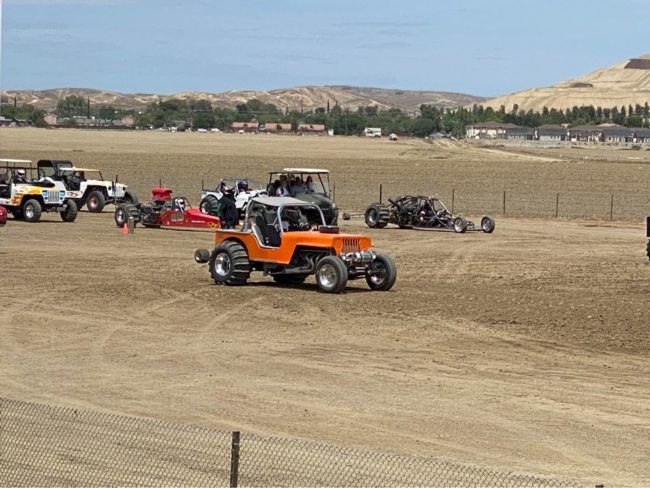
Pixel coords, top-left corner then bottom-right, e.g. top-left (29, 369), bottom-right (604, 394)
top-left (2, 94), bottom-right (649, 137)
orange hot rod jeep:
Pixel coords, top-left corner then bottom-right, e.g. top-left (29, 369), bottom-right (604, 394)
top-left (194, 196), bottom-right (396, 293)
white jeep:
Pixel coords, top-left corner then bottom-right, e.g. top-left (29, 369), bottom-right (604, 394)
top-left (0, 159), bottom-right (78, 223)
top-left (199, 177), bottom-right (266, 217)
top-left (37, 159), bottom-right (137, 212)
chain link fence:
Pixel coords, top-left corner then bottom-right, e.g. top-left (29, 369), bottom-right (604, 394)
top-left (1, 397), bottom-right (586, 488)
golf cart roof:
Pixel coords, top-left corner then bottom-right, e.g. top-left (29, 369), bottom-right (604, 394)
top-left (251, 196), bottom-right (314, 208)
top-left (62, 167), bottom-right (100, 172)
top-left (0, 158), bottom-right (32, 164)
top-left (269, 168), bottom-right (330, 175)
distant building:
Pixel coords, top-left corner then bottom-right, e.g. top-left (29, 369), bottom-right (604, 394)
top-left (633, 128), bottom-right (650, 143)
top-left (465, 122), bottom-right (520, 139)
top-left (601, 126), bottom-right (633, 143)
top-left (568, 125), bottom-right (602, 142)
top-left (505, 126), bottom-right (534, 140)
top-left (263, 123), bottom-right (292, 132)
top-left (231, 121), bottom-right (259, 133)
top-left (536, 124), bottom-right (567, 141)
top-left (298, 123), bottom-right (326, 134)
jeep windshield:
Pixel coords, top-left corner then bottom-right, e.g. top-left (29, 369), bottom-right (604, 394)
top-left (268, 169), bottom-right (331, 198)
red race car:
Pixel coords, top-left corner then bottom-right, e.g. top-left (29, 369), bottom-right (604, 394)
top-left (115, 187), bottom-right (220, 230)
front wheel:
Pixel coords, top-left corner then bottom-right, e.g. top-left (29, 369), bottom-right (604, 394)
top-left (60, 200), bottom-right (78, 222)
top-left (23, 199), bottom-right (42, 223)
top-left (453, 217), bottom-right (467, 233)
top-left (209, 241), bottom-right (250, 285)
top-left (315, 256), bottom-right (348, 293)
top-left (86, 190), bottom-right (106, 213)
top-left (481, 216), bottom-right (495, 233)
top-left (366, 254), bottom-right (397, 291)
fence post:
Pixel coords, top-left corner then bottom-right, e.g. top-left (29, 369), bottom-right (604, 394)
top-left (159, 177), bottom-right (162, 188)
top-left (230, 431), bottom-right (240, 488)
top-left (555, 193), bottom-right (560, 218)
top-left (502, 190), bottom-right (506, 215)
top-left (451, 188), bottom-right (455, 214)
top-left (610, 194), bottom-right (614, 221)
top-left (379, 184), bottom-right (383, 204)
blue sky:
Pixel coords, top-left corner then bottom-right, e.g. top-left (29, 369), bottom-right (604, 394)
top-left (1, 0), bottom-right (647, 97)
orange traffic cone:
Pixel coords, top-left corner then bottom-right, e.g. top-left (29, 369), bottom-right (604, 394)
top-left (122, 221), bottom-right (128, 235)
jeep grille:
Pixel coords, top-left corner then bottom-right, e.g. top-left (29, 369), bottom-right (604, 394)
top-left (44, 190), bottom-right (63, 204)
top-left (342, 237), bottom-right (361, 254)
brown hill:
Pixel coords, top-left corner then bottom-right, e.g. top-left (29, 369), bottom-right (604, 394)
top-left (479, 53), bottom-right (650, 112)
top-left (1, 85), bottom-right (484, 113)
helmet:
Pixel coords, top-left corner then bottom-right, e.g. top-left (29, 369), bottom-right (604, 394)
top-left (16, 169), bottom-right (26, 177)
top-left (237, 180), bottom-right (248, 191)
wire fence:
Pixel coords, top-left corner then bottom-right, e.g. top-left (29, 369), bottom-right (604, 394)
top-left (362, 185), bottom-right (650, 222)
top-left (0, 397), bottom-right (587, 488)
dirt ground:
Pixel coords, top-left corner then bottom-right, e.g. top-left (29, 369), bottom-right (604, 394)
top-left (1, 129), bottom-right (649, 487)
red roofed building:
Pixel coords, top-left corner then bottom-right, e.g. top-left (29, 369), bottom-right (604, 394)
top-left (231, 121), bottom-right (259, 132)
top-left (298, 123), bottom-right (326, 134)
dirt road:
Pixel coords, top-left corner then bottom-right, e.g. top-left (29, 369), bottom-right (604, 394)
top-left (1, 208), bottom-right (648, 486)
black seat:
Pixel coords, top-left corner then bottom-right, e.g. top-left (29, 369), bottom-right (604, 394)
top-left (254, 214), bottom-right (281, 247)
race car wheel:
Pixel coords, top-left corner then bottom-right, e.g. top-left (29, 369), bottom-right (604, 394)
top-left (273, 274), bottom-right (309, 285)
top-left (194, 248), bottom-right (210, 264)
top-left (86, 190), bottom-right (106, 213)
top-left (315, 256), bottom-right (348, 293)
top-left (60, 200), bottom-right (78, 222)
top-left (114, 204), bottom-right (137, 228)
top-left (481, 216), bottom-right (495, 233)
top-left (453, 217), bottom-right (467, 233)
top-left (364, 203), bottom-right (389, 228)
top-left (365, 254), bottom-right (397, 291)
top-left (200, 195), bottom-right (219, 215)
top-left (209, 240), bottom-right (250, 285)
top-left (23, 199), bottom-right (42, 223)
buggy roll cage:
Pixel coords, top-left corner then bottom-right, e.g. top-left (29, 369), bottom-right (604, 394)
top-left (267, 170), bottom-right (331, 197)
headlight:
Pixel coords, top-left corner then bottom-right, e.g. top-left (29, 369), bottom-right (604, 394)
top-left (331, 202), bottom-right (337, 209)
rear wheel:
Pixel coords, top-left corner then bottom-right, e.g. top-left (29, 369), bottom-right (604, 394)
top-left (453, 217), bottom-right (467, 233)
top-left (273, 274), bottom-right (308, 285)
top-left (86, 190), bottom-right (105, 213)
top-left (60, 200), bottom-right (78, 222)
top-left (364, 203), bottom-right (389, 228)
top-left (209, 240), bottom-right (250, 285)
top-left (315, 256), bottom-right (348, 293)
top-left (200, 195), bottom-right (219, 215)
top-left (481, 216), bottom-right (495, 233)
top-left (366, 254), bottom-right (397, 291)
top-left (23, 199), bottom-right (42, 223)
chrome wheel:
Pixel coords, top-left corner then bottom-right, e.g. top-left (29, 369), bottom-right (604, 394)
top-left (214, 253), bottom-right (231, 277)
top-left (317, 263), bottom-right (337, 289)
top-left (367, 208), bottom-right (377, 225)
top-left (368, 262), bottom-right (387, 286)
top-left (24, 205), bottom-right (34, 220)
